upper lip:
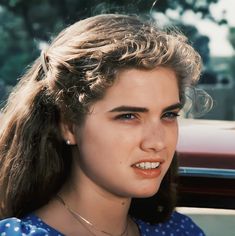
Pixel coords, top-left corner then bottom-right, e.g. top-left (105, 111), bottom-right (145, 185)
top-left (131, 158), bottom-right (165, 167)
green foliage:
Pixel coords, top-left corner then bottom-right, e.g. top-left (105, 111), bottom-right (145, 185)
top-left (228, 27), bottom-right (235, 50)
top-left (0, 6), bottom-right (39, 85)
top-left (228, 27), bottom-right (235, 80)
top-left (0, 0), bottom-right (222, 87)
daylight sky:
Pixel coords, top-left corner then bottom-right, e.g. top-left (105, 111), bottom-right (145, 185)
top-left (183, 0), bottom-right (235, 57)
top-left (154, 0), bottom-right (235, 57)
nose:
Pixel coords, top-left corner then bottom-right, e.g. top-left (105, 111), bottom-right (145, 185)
top-left (140, 121), bottom-right (166, 152)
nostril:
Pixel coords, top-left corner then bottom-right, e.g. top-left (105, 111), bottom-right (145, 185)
top-left (140, 137), bottom-right (165, 152)
top-left (140, 122), bottom-right (166, 152)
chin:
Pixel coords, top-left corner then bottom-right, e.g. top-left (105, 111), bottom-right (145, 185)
top-left (131, 183), bottom-right (161, 198)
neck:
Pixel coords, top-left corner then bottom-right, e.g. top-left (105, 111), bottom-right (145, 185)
top-left (59, 173), bottom-right (131, 234)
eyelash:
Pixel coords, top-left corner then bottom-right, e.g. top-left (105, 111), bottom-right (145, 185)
top-left (161, 111), bottom-right (180, 121)
top-left (114, 113), bottom-right (137, 121)
top-left (114, 111), bottom-right (180, 122)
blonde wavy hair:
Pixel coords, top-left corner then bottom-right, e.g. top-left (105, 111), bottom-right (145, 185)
top-left (0, 14), bottom-right (201, 221)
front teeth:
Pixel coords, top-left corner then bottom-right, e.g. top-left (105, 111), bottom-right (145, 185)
top-left (135, 162), bottom-right (160, 169)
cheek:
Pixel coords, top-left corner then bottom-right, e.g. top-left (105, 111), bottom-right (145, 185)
top-left (167, 124), bottom-right (178, 149)
top-left (78, 123), bottom-right (125, 165)
top-left (84, 122), bottom-right (139, 150)
top-left (165, 125), bottom-right (178, 168)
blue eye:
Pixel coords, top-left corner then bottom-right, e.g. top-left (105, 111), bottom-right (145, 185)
top-left (115, 113), bottom-right (136, 120)
top-left (162, 112), bottom-right (180, 121)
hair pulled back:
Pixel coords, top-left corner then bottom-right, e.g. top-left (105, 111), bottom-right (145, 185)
top-left (0, 14), bottom-right (201, 222)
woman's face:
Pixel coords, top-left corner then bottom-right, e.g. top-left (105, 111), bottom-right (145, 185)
top-left (70, 67), bottom-right (181, 198)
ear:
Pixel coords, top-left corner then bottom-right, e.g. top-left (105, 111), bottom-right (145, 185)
top-left (60, 121), bottom-right (77, 145)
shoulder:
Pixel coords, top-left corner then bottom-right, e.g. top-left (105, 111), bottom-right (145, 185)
top-left (0, 217), bottom-right (47, 235)
top-left (0, 215), bottom-right (63, 236)
top-left (167, 211), bottom-right (205, 234)
top-left (134, 211), bottom-right (205, 236)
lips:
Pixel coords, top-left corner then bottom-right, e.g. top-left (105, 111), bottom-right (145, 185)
top-left (134, 161), bottom-right (160, 169)
top-left (132, 159), bottom-right (163, 178)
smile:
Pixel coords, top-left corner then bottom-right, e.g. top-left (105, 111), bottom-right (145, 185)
top-left (134, 162), bottom-right (160, 170)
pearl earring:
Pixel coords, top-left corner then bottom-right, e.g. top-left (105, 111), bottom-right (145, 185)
top-left (66, 140), bottom-right (71, 145)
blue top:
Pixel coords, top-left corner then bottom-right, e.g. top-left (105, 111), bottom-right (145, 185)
top-left (0, 211), bottom-right (205, 235)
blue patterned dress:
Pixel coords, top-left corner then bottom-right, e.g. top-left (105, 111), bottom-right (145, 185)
top-left (0, 211), bottom-right (205, 235)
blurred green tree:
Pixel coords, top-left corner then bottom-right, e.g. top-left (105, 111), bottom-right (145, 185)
top-left (0, 0), bottom-right (222, 87)
top-left (228, 27), bottom-right (235, 80)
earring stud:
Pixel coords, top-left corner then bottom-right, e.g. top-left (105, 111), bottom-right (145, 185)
top-left (66, 140), bottom-right (71, 145)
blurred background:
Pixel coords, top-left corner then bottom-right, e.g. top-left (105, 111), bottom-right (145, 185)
top-left (0, 0), bottom-right (235, 120)
top-left (0, 1), bottom-right (235, 235)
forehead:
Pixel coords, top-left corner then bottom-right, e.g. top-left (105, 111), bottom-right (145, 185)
top-left (91, 67), bottom-right (180, 112)
top-left (115, 67), bottom-right (178, 87)
top-left (111, 67), bottom-right (178, 98)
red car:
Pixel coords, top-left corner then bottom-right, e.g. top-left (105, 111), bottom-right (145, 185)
top-left (177, 119), bottom-right (235, 209)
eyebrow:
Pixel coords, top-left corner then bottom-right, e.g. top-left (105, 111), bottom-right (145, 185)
top-left (109, 106), bottom-right (148, 113)
top-left (163, 103), bottom-right (183, 112)
top-left (108, 103), bottom-right (183, 113)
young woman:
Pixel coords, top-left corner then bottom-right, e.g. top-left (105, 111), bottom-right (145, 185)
top-left (0, 14), bottom-right (206, 235)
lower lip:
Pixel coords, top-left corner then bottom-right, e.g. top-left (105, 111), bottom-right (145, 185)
top-left (132, 166), bottom-right (161, 178)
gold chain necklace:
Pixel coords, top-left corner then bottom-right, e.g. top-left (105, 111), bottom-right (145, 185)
top-left (56, 195), bottom-right (129, 236)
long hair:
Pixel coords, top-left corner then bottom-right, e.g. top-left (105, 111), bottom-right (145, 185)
top-left (0, 14), bottom-right (201, 222)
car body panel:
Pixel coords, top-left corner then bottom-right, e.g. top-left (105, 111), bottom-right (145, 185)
top-left (176, 119), bottom-right (235, 209)
top-left (177, 119), bottom-right (235, 169)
